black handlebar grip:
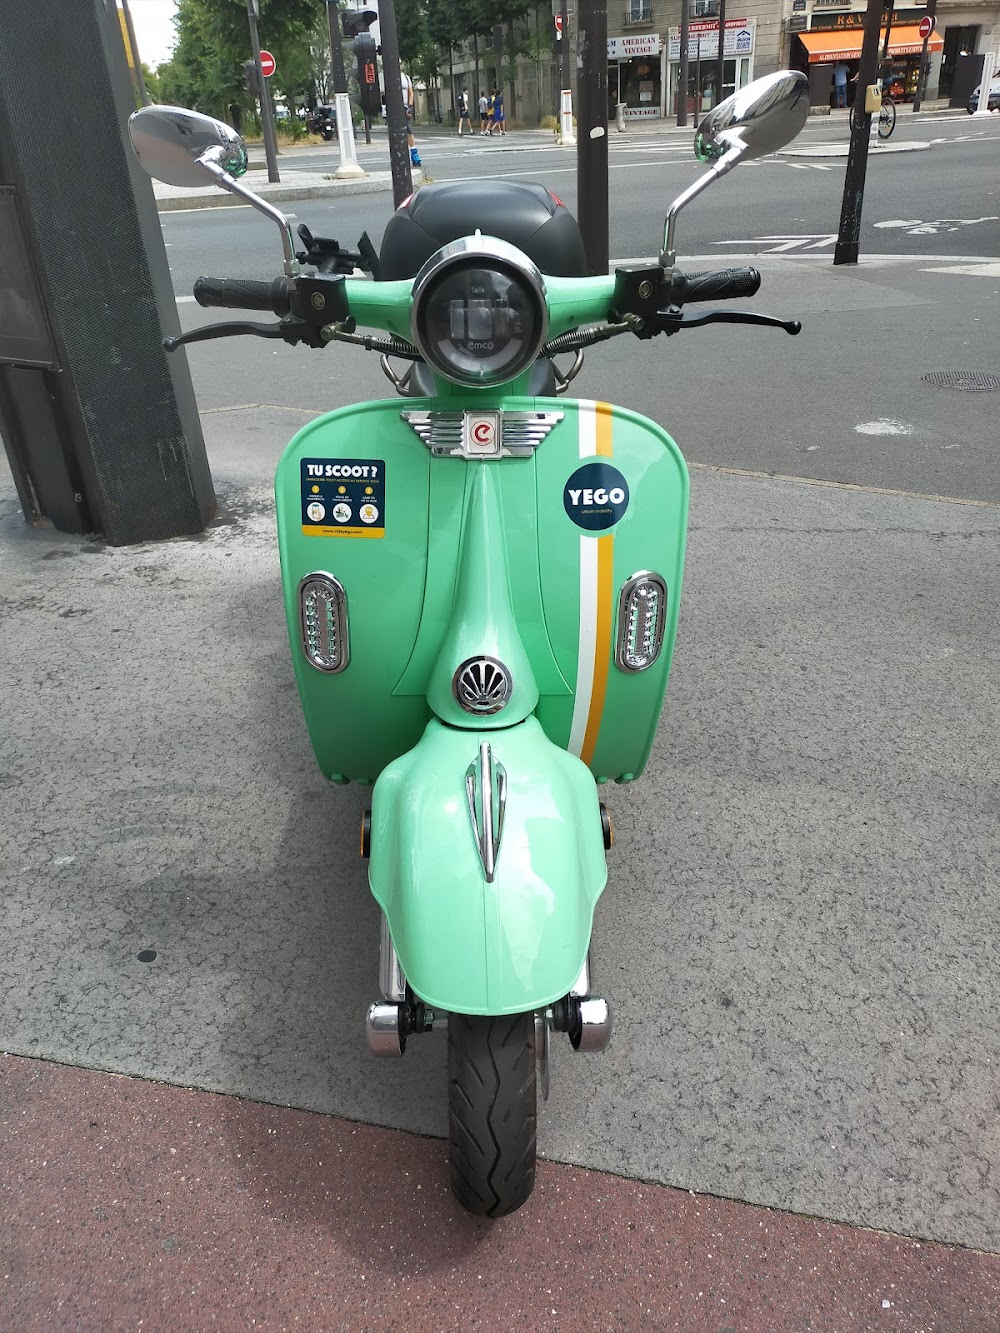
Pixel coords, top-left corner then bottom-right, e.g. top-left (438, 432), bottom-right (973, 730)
top-left (678, 267), bottom-right (762, 302)
top-left (193, 276), bottom-right (291, 316)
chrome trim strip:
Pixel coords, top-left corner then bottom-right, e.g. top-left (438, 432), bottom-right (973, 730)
top-left (480, 742), bottom-right (495, 881)
top-left (465, 743), bottom-right (507, 884)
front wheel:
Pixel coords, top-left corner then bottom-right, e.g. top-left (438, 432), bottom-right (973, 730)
top-left (448, 1011), bottom-right (537, 1217)
top-left (878, 97), bottom-right (896, 139)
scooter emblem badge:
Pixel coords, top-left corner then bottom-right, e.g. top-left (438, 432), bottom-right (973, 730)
top-left (452, 656), bottom-right (513, 715)
top-left (401, 410), bottom-right (563, 459)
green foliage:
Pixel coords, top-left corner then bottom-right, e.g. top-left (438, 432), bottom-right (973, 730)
top-left (157, 0), bottom-right (327, 120)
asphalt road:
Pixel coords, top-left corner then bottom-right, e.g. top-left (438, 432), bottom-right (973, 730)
top-left (159, 116), bottom-right (1000, 505)
top-left (160, 111), bottom-right (1000, 289)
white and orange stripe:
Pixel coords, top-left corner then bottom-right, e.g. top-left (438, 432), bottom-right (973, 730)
top-left (568, 401), bottom-right (615, 768)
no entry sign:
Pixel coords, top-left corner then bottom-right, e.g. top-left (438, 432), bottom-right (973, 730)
top-left (918, 15), bottom-right (934, 39)
top-left (259, 49), bottom-right (276, 77)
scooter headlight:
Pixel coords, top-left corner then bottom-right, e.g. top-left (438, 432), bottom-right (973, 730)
top-left (410, 236), bottom-right (548, 388)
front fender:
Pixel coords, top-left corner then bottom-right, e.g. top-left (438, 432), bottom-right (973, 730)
top-left (368, 716), bottom-right (607, 1015)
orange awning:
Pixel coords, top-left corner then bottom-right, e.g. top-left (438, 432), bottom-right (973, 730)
top-left (798, 26), bottom-right (943, 63)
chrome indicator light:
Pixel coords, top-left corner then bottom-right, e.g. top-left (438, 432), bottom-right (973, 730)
top-left (298, 573), bottom-right (349, 673)
top-left (615, 571), bottom-right (667, 672)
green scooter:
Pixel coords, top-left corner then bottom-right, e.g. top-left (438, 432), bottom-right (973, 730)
top-left (129, 70), bottom-right (808, 1218)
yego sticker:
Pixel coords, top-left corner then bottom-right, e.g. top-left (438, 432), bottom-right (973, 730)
top-left (563, 462), bottom-right (629, 532)
top-left (301, 458), bottom-right (385, 538)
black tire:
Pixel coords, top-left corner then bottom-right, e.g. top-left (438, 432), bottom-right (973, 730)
top-left (849, 103), bottom-right (857, 132)
top-left (878, 97), bottom-right (896, 139)
top-left (448, 1011), bottom-right (537, 1217)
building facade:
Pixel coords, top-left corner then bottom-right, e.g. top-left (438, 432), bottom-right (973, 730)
top-left (434, 0), bottom-right (788, 127)
top-left (782, 0), bottom-right (1000, 107)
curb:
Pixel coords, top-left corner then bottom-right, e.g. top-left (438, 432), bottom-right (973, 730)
top-left (154, 172), bottom-right (397, 211)
top-left (782, 140), bottom-right (931, 157)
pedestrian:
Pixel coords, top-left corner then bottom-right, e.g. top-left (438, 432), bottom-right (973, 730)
top-left (457, 86), bottom-right (472, 136)
top-left (832, 61), bottom-right (849, 109)
top-left (401, 69), bottom-right (421, 166)
top-left (489, 87), bottom-right (505, 135)
top-left (478, 90), bottom-right (489, 134)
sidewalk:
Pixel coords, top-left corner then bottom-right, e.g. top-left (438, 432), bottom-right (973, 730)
top-left (4, 1054), bottom-right (999, 1331)
top-left (2, 251), bottom-right (999, 1327)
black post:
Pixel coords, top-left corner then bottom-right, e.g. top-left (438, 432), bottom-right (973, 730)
top-left (912, 1), bottom-right (935, 113)
top-left (678, 0), bottom-right (690, 126)
top-left (577, 0), bottom-right (609, 274)
top-left (560, 0), bottom-right (571, 96)
top-left (833, 0), bottom-right (885, 264)
top-left (376, 0), bottom-right (414, 208)
top-left (246, 0), bottom-right (279, 182)
top-left (0, 0), bottom-right (215, 543)
top-left (714, 0), bottom-right (727, 107)
top-left (325, 0), bottom-right (348, 94)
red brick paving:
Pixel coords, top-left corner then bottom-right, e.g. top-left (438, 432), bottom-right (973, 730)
top-left (2, 1054), bottom-right (998, 1333)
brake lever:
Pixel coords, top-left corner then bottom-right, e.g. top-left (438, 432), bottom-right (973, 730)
top-left (163, 319), bottom-right (325, 352)
top-left (657, 307), bottom-right (802, 336)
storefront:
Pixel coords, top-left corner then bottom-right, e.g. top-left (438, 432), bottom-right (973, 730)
top-left (793, 11), bottom-right (944, 105)
top-left (667, 17), bottom-right (756, 116)
top-left (607, 34), bottom-right (665, 119)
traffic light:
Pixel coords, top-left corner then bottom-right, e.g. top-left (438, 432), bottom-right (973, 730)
top-left (341, 8), bottom-right (378, 38)
top-left (242, 59), bottom-right (260, 98)
top-left (352, 33), bottom-right (382, 119)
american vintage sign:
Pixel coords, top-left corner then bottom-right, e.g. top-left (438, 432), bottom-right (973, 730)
top-left (607, 34), bottom-right (662, 59)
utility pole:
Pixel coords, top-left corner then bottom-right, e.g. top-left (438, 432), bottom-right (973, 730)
top-left (714, 0), bottom-right (727, 107)
top-left (677, 0), bottom-right (690, 126)
top-left (119, 0), bottom-right (148, 105)
top-left (833, 0), bottom-right (884, 264)
top-left (911, 0), bottom-right (936, 112)
top-left (246, 0), bottom-right (279, 182)
top-left (327, 2), bottom-right (367, 178)
top-left (577, 0), bottom-right (608, 274)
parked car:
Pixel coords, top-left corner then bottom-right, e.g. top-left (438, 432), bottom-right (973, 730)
top-left (967, 75), bottom-right (1000, 112)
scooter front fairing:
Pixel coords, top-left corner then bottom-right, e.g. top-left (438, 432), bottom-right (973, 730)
top-left (275, 392), bottom-right (688, 1015)
top-left (275, 394), bottom-right (689, 784)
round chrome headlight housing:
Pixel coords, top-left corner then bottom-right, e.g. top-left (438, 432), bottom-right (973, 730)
top-left (410, 236), bottom-right (548, 388)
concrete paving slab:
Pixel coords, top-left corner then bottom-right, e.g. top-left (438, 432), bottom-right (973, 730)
top-left (4, 1054), bottom-right (999, 1332)
top-left (1, 414), bottom-right (997, 1254)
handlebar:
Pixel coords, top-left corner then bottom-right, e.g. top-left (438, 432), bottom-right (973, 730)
top-left (193, 275), bottom-right (292, 317)
top-left (670, 267), bottom-right (761, 303)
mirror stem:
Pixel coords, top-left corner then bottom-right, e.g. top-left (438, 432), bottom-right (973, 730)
top-left (659, 141), bottom-right (748, 269)
top-left (196, 152), bottom-right (300, 283)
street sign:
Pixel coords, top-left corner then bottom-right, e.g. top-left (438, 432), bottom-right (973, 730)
top-left (554, 14), bottom-right (563, 32)
top-left (259, 49), bottom-right (276, 77)
top-left (918, 15), bottom-right (934, 38)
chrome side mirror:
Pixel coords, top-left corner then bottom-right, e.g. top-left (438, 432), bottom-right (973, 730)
top-left (660, 70), bottom-right (809, 268)
top-left (128, 105), bottom-right (249, 186)
top-left (128, 105), bottom-right (299, 281)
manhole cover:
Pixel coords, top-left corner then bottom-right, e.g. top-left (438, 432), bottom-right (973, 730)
top-left (922, 371), bottom-right (1000, 392)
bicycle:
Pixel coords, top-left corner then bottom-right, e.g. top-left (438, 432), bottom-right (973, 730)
top-left (849, 94), bottom-right (896, 139)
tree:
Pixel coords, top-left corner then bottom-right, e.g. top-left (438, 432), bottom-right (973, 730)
top-left (157, 0), bottom-right (320, 121)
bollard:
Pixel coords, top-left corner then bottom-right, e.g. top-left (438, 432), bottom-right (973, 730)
top-left (334, 91), bottom-right (367, 178)
top-left (972, 49), bottom-right (998, 117)
top-left (616, 101), bottom-right (627, 132)
top-left (559, 88), bottom-right (576, 145)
